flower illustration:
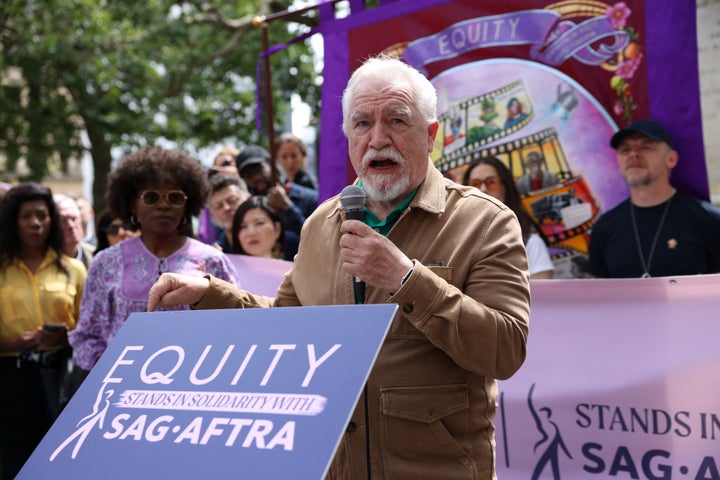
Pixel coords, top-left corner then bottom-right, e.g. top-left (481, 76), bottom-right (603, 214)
top-left (605, 2), bottom-right (642, 123)
top-left (607, 2), bottom-right (631, 30)
top-left (616, 53), bottom-right (643, 79)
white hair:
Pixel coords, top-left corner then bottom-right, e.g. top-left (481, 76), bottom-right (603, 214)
top-left (53, 194), bottom-right (81, 215)
top-left (341, 55), bottom-right (437, 135)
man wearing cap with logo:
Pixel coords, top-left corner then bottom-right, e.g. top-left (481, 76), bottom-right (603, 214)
top-left (588, 118), bottom-right (720, 278)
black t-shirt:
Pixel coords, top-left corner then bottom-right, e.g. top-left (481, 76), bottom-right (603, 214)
top-left (588, 191), bottom-right (720, 278)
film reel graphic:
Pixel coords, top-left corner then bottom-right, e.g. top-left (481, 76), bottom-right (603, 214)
top-left (436, 120), bottom-right (600, 256)
top-left (437, 80), bottom-right (535, 167)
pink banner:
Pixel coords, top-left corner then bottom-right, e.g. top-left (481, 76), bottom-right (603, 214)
top-left (225, 254), bottom-right (292, 297)
top-left (221, 254), bottom-right (720, 476)
top-left (497, 275), bottom-right (720, 479)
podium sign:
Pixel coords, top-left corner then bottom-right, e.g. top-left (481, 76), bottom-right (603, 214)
top-left (19, 304), bottom-right (397, 480)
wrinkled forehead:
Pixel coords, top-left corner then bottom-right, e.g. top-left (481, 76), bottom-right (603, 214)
top-left (352, 79), bottom-right (415, 108)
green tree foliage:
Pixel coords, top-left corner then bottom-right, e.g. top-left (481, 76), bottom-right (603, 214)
top-left (0, 0), bottom-right (320, 212)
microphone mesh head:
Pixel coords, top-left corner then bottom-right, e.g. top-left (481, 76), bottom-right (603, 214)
top-left (340, 185), bottom-right (366, 210)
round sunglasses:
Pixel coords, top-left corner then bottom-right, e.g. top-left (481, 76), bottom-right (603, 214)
top-left (468, 176), bottom-right (503, 191)
top-left (138, 190), bottom-right (187, 207)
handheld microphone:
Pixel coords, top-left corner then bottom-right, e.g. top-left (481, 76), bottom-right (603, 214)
top-left (339, 185), bottom-right (366, 222)
top-left (339, 185), bottom-right (366, 303)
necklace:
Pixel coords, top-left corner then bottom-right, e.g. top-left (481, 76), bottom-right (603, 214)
top-left (629, 196), bottom-right (673, 278)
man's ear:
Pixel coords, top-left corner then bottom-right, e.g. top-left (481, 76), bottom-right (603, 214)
top-left (427, 121), bottom-right (440, 152)
top-left (666, 149), bottom-right (679, 170)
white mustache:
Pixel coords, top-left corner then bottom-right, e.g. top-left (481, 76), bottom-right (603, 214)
top-left (361, 148), bottom-right (406, 170)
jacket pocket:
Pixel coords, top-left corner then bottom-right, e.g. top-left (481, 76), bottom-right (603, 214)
top-left (379, 384), bottom-right (475, 479)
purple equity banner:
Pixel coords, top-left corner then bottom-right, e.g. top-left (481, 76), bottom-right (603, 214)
top-left (496, 275), bottom-right (720, 478)
top-left (317, 0), bottom-right (706, 205)
top-left (401, 9), bottom-right (630, 73)
top-left (402, 10), bottom-right (561, 73)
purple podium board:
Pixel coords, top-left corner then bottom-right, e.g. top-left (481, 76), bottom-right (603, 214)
top-left (19, 304), bottom-right (397, 479)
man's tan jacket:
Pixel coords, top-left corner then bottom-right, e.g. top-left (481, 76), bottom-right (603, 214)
top-left (196, 161), bottom-right (531, 479)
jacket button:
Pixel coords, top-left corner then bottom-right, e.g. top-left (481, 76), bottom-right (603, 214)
top-left (402, 303), bottom-right (414, 314)
top-left (346, 422), bottom-right (357, 433)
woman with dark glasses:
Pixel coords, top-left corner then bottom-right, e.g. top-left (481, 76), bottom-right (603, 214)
top-left (69, 146), bottom-right (238, 380)
top-left (94, 208), bottom-right (141, 253)
top-left (463, 156), bottom-right (554, 279)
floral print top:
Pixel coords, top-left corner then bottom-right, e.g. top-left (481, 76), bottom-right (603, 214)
top-left (69, 236), bottom-right (237, 370)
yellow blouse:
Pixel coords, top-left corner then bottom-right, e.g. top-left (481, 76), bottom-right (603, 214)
top-left (0, 249), bottom-right (86, 348)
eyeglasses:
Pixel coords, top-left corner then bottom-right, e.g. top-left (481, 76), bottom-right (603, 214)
top-left (468, 176), bottom-right (503, 191)
top-left (139, 190), bottom-right (187, 207)
top-left (102, 222), bottom-right (137, 235)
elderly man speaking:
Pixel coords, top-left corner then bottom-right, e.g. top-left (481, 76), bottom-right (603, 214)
top-left (148, 55), bottom-right (530, 480)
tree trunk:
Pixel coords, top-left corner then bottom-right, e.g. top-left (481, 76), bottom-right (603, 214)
top-left (85, 122), bottom-right (113, 215)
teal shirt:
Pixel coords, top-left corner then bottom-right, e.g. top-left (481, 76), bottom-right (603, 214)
top-left (363, 188), bottom-right (418, 236)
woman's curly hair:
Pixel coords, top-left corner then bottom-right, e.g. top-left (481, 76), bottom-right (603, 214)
top-left (107, 146), bottom-right (208, 234)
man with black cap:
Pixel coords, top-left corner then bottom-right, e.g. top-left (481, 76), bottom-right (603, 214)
top-left (588, 118), bottom-right (720, 278)
top-left (235, 145), bottom-right (318, 242)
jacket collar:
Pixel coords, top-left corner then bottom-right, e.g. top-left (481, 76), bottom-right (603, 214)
top-left (408, 158), bottom-right (447, 215)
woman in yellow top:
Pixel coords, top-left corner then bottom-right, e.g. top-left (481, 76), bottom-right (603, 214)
top-left (0, 182), bottom-right (86, 480)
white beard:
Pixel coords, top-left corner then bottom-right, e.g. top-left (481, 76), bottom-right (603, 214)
top-left (359, 148), bottom-right (410, 203)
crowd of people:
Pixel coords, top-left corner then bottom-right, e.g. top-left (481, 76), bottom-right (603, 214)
top-left (1, 53), bottom-right (718, 479)
top-left (0, 133), bottom-right (319, 479)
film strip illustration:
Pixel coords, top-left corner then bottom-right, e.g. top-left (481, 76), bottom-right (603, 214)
top-left (436, 127), bottom-right (561, 175)
top-left (437, 126), bottom-right (600, 253)
top-left (543, 218), bottom-right (594, 245)
top-left (436, 80), bottom-right (534, 167)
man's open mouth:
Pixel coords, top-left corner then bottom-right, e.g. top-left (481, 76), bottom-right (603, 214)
top-left (369, 159), bottom-right (397, 170)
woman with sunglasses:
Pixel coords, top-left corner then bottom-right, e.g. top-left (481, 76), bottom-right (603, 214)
top-left (463, 156), bottom-right (554, 279)
top-left (94, 208), bottom-right (141, 253)
top-left (0, 182), bottom-right (87, 479)
top-left (69, 147), bottom-right (238, 378)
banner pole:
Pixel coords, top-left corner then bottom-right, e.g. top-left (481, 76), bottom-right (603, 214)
top-left (253, 16), bottom-right (279, 186)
